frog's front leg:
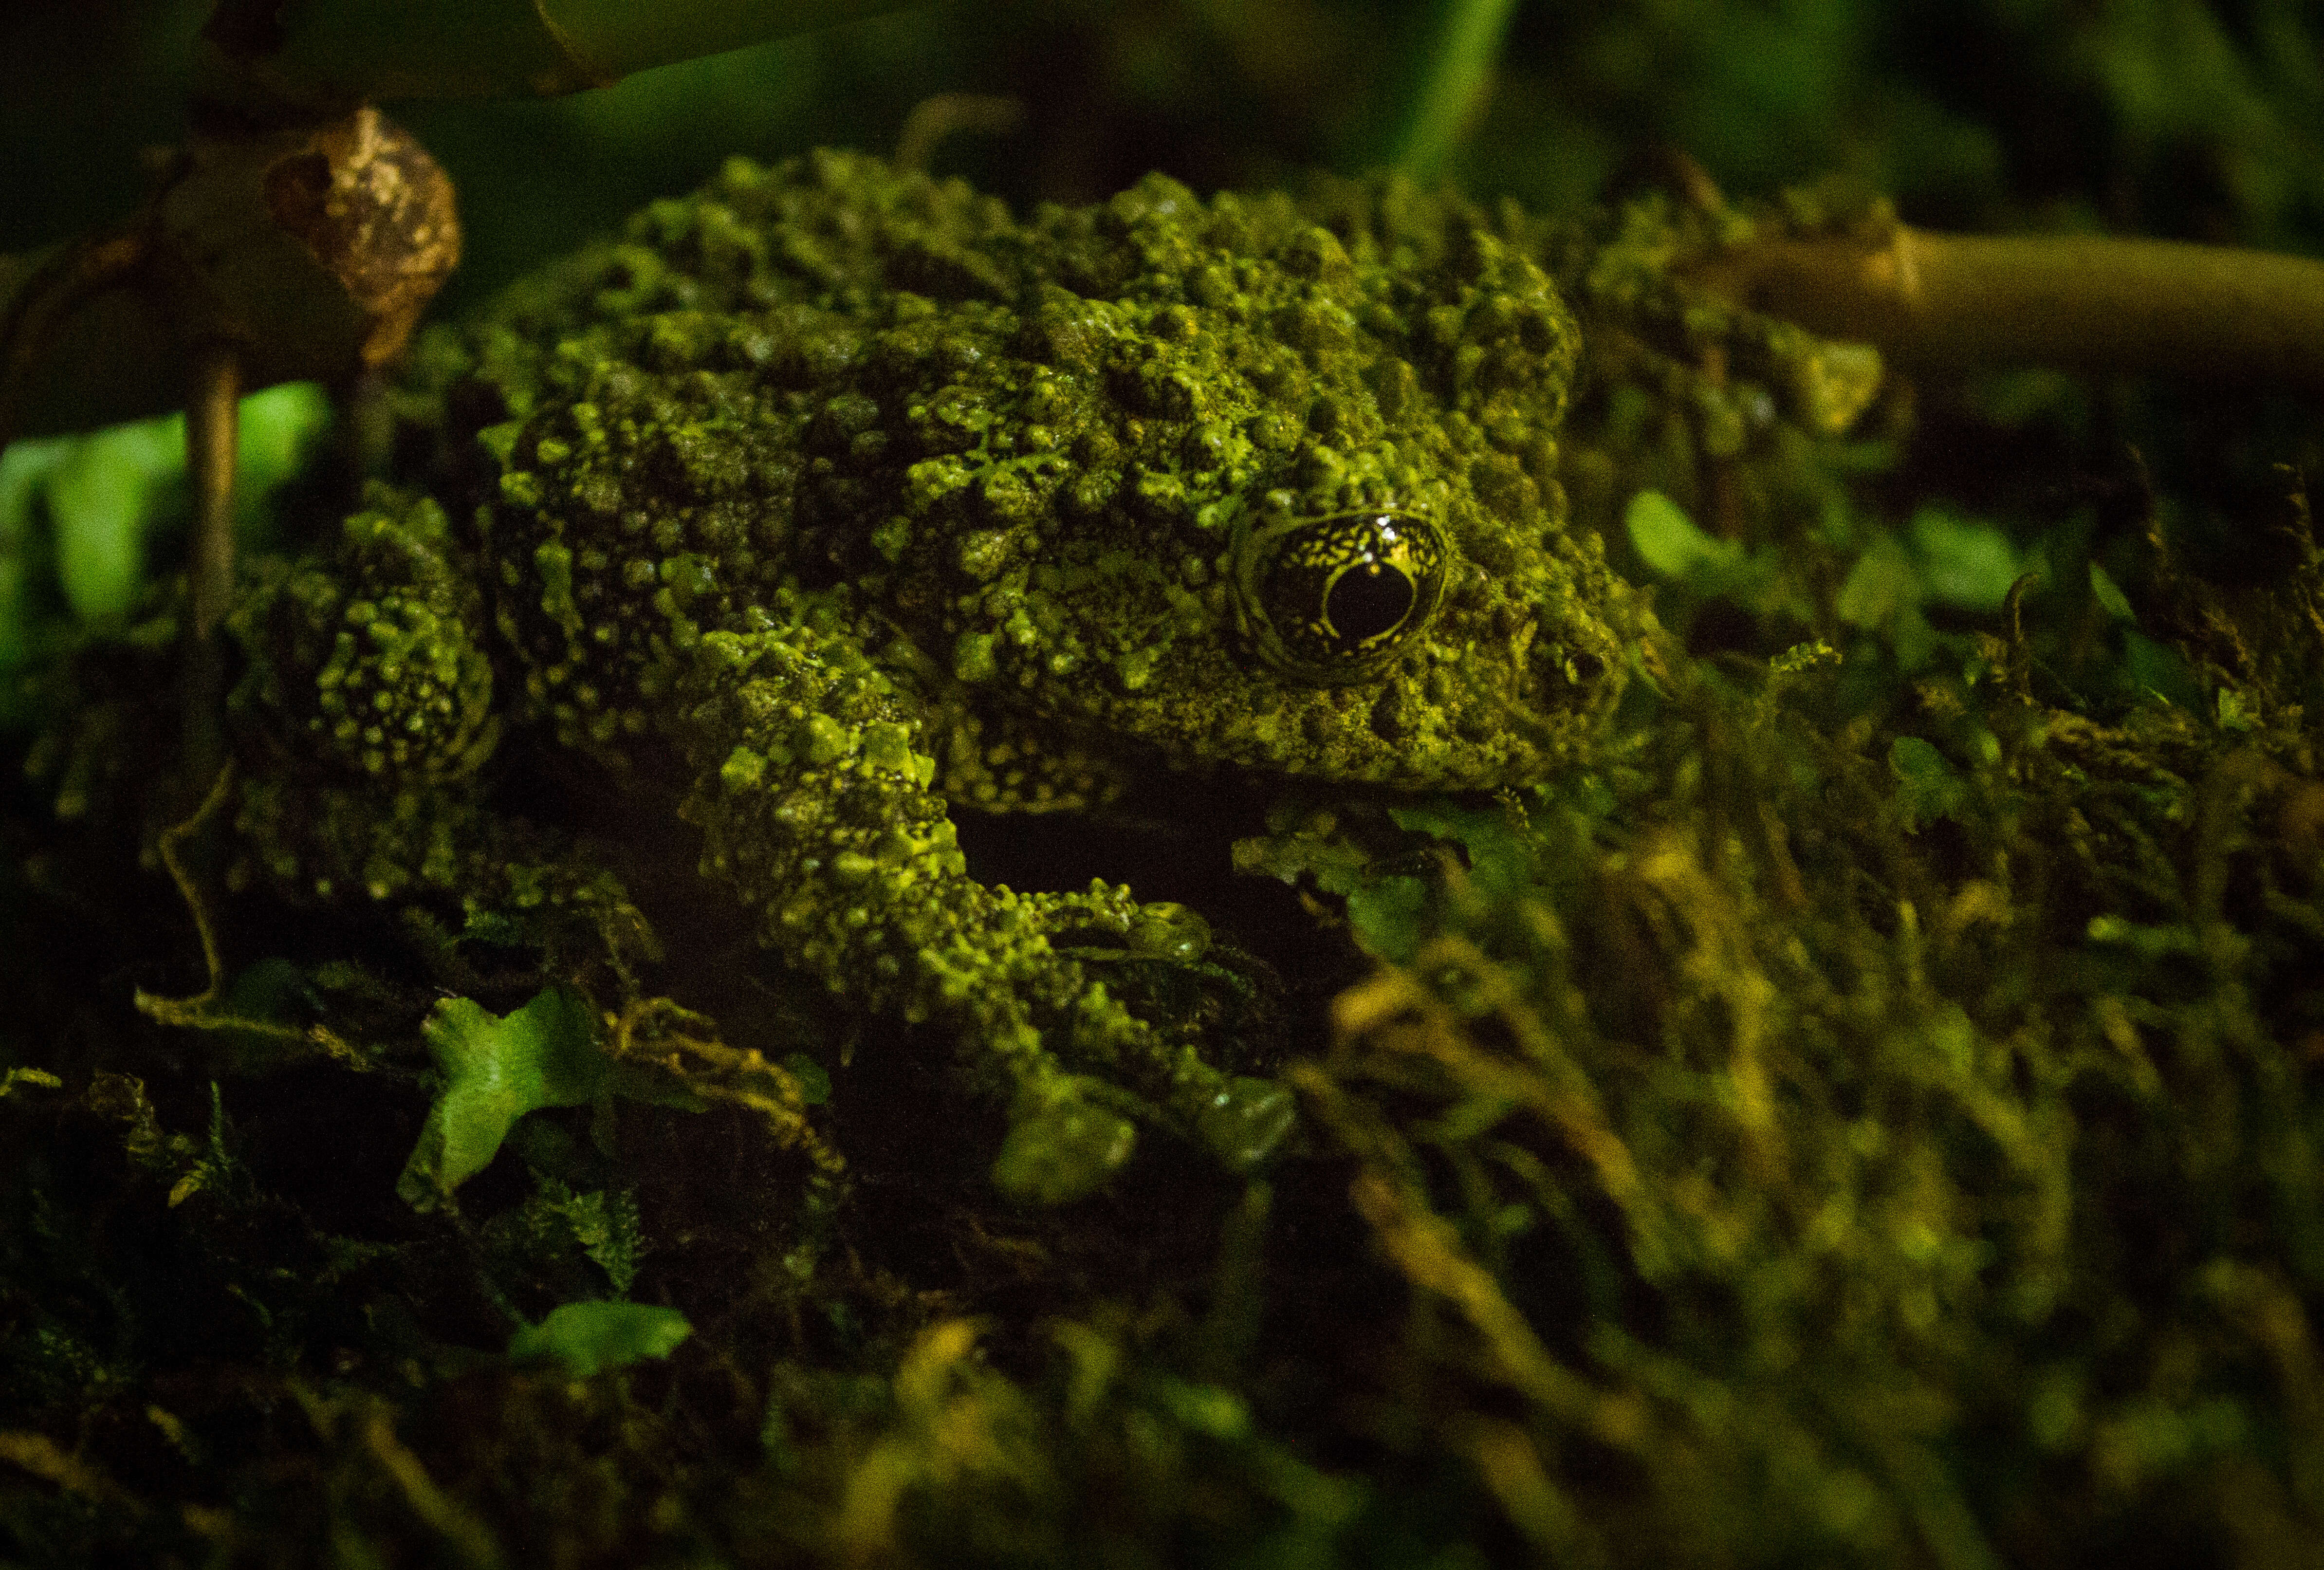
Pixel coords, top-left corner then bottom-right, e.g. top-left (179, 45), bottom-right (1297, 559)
top-left (223, 487), bottom-right (655, 972)
top-left (672, 626), bottom-right (1290, 1202)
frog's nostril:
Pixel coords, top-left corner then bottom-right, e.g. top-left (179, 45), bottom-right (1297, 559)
top-left (1527, 638), bottom-right (1605, 699)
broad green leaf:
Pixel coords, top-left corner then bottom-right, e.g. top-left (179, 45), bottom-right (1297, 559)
top-left (1345, 875), bottom-right (1430, 964)
top-left (1838, 534), bottom-right (1938, 670)
top-left (396, 987), bottom-right (606, 1211)
top-left (0, 382), bottom-right (332, 654)
top-left (507, 1301), bottom-right (692, 1378)
top-left (1387, 800), bottom-right (1539, 902)
top-left (209, 0), bottom-right (917, 108)
top-left (41, 418), bottom-right (181, 623)
top-left (2118, 630), bottom-right (2202, 708)
top-left (1836, 536), bottom-right (1916, 629)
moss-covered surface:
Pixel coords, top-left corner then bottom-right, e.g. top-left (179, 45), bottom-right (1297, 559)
top-left (6, 3), bottom-right (2324, 1566)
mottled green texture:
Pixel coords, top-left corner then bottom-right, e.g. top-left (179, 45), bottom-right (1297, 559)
top-left (231, 485), bottom-right (498, 782)
top-left (219, 489), bottom-right (632, 927)
top-left (466, 149), bottom-right (1637, 788)
top-left (1520, 182), bottom-right (1897, 552)
top-left (200, 151), bottom-right (1905, 1200)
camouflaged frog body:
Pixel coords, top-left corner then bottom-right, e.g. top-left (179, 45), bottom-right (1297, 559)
top-left (478, 150), bottom-right (1635, 790)
top-left (232, 149), bottom-right (1661, 1201)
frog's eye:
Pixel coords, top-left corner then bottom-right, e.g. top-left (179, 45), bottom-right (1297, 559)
top-left (1235, 511), bottom-right (1449, 683)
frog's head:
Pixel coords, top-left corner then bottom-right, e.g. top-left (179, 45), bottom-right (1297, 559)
top-left (913, 171), bottom-right (1644, 789)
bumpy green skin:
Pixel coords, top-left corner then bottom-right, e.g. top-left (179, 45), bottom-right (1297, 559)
top-left (224, 489), bottom-right (649, 946)
top-left (227, 149), bottom-right (1693, 1199)
top-left (471, 151), bottom-right (1636, 784)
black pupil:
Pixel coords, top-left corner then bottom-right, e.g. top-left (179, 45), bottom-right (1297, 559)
top-left (1326, 562), bottom-right (1415, 645)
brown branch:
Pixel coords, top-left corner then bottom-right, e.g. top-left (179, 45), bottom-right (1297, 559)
top-left (1697, 226), bottom-right (2324, 392)
top-left (183, 343), bottom-right (243, 796)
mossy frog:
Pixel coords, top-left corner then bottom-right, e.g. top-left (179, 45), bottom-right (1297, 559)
top-left (116, 150), bottom-right (1877, 1200)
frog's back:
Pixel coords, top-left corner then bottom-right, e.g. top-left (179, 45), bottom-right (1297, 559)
top-left (430, 148), bottom-right (1642, 788)
top-left (436, 150), bottom-right (1020, 404)
top-left (406, 152), bottom-right (1025, 751)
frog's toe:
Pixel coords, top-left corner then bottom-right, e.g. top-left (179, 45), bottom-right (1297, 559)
top-left (1125, 901), bottom-right (1213, 963)
top-left (990, 1080), bottom-right (1140, 1204)
top-left (1196, 1075), bottom-right (1297, 1172)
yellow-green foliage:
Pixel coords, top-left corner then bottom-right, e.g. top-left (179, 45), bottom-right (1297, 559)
top-left (1276, 586), bottom-right (2324, 1563)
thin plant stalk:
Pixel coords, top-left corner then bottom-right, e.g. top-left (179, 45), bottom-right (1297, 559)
top-left (186, 344), bottom-right (240, 646)
top-left (182, 342), bottom-right (241, 797)
top-left (1389, 0), bottom-right (1523, 182)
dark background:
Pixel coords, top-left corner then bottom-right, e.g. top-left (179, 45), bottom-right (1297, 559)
top-left (6, 0), bottom-right (2320, 320)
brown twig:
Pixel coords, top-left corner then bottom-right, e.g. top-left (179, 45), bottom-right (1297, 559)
top-left (1697, 226), bottom-right (2324, 392)
top-left (894, 94), bottom-right (1025, 174)
top-left (140, 762), bottom-right (238, 1011)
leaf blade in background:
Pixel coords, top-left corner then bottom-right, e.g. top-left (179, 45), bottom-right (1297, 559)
top-left (507, 1301), bottom-right (692, 1377)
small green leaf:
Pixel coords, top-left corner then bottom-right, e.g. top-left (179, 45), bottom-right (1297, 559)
top-left (1625, 490), bottom-right (1741, 582)
top-left (2087, 562), bottom-right (2135, 622)
top-left (1888, 737), bottom-right (1968, 831)
top-left (0, 1067), bottom-right (62, 1099)
top-left (2085, 915), bottom-right (2202, 959)
top-left (397, 987), bottom-right (606, 1211)
top-left (992, 1082), bottom-right (1137, 1204)
top-left (1837, 536), bottom-right (1916, 628)
top-left (458, 908), bottom-right (526, 948)
top-left (781, 1052), bottom-right (831, 1106)
top-left (508, 1301), bottom-right (692, 1378)
top-left (1909, 506), bottom-right (2019, 612)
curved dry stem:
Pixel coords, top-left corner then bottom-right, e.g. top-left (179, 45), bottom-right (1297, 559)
top-left (133, 764), bottom-right (371, 1068)
top-left (185, 344), bottom-right (244, 643)
top-left (1698, 226), bottom-right (2324, 392)
top-left (894, 94), bottom-right (1025, 174)
top-left (0, 226), bottom-right (153, 454)
top-left (136, 763), bottom-right (238, 1013)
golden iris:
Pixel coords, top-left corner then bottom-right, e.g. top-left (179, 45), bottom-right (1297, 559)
top-left (1236, 511), bottom-right (1449, 682)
